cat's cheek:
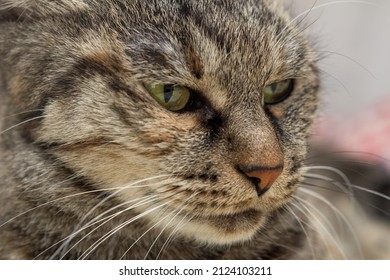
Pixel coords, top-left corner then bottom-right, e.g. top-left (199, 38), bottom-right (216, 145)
top-left (51, 146), bottom-right (163, 193)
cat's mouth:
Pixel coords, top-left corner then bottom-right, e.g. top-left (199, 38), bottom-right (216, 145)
top-left (204, 208), bottom-right (263, 230)
top-left (183, 208), bottom-right (265, 244)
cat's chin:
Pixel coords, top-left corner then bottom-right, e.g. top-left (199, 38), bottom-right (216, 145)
top-left (179, 209), bottom-right (267, 245)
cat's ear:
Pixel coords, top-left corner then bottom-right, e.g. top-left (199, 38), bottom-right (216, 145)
top-left (0, 0), bottom-right (88, 21)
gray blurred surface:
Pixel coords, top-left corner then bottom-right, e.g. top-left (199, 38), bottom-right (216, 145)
top-left (284, 0), bottom-right (390, 116)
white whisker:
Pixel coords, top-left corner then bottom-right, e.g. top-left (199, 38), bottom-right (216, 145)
top-left (303, 165), bottom-right (355, 198)
top-left (142, 192), bottom-right (197, 260)
top-left (289, 198), bottom-right (335, 258)
top-left (298, 188), bottom-right (363, 259)
top-left (295, 194), bottom-right (341, 237)
top-left (293, 194), bottom-right (347, 259)
top-left (274, 0), bottom-right (318, 48)
top-left (290, 1), bottom-right (378, 27)
top-left (318, 50), bottom-right (377, 80)
top-left (58, 195), bottom-right (161, 260)
top-left (78, 197), bottom-right (176, 260)
top-left (0, 174), bottom-right (171, 230)
top-left (350, 184), bottom-right (390, 201)
top-left (46, 195), bottom-right (158, 260)
top-left (303, 166), bottom-right (390, 201)
top-left (156, 212), bottom-right (193, 260)
top-left (319, 69), bottom-right (352, 97)
top-left (119, 210), bottom-right (167, 260)
top-left (58, 174), bottom-right (173, 251)
top-left (0, 115), bottom-right (45, 136)
top-left (4, 109), bottom-right (45, 118)
top-left (284, 203), bottom-right (316, 259)
top-left (303, 173), bottom-right (352, 198)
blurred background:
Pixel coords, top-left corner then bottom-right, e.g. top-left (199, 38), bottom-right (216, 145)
top-left (283, 1), bottom-right (390, 256)
top-left (283, 0), bottom-right (390, 169)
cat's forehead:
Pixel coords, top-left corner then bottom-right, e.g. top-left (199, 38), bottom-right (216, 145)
top-left (121, 0), bottom-right (309, 87)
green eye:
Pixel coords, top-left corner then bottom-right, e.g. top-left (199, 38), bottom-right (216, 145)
top-left (263, 79), bottom-right (294, 105)
top-left (144, 83), bottom-right (191, 111)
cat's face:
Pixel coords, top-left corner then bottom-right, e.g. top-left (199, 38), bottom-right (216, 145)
top-left (1, 0), bottom-right (319, 245)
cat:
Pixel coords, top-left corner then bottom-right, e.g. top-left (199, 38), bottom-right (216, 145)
top-left (0, 0), bottom-right (388, 260)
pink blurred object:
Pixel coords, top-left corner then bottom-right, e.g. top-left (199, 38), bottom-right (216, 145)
top-left (312, 96), bottom-right (390, 169)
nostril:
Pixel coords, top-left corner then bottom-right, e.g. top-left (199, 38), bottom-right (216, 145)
top-left (249, 177), bottom-right (271, 197)
top-left (250, 177), bottom-right (261, 187)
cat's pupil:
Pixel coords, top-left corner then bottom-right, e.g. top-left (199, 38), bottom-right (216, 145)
top-left (270, 83), bottom-right (278, 92)
top-left (163, 85), bottom-right (174, 103)
top-left (144, 82), bottom-right (191, 111)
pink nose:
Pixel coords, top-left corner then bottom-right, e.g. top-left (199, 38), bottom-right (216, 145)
top-left (239, 165), bottom-right (283, 196)
top-left (245, 167), bottom-right (283, 189)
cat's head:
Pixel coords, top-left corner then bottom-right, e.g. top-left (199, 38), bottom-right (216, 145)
top-left (0, 0), bottom-right (319, 245)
